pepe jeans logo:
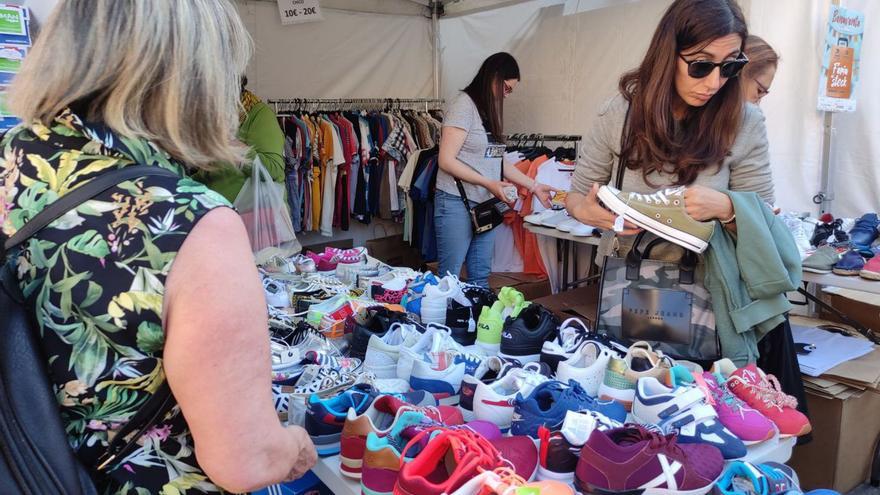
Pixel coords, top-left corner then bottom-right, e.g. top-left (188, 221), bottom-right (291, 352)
top-left (625, 308), bottom-right (687, 320)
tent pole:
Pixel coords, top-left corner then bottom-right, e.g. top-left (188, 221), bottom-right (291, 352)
top-left (815, 0), bottom-right (841, 215)
top-left (432, 2), bottom-right (440, 99)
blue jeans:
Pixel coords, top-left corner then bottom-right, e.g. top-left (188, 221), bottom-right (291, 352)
top-left (434, 189), bottom-right (497, 288)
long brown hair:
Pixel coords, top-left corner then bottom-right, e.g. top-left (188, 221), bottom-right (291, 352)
top-left (464, 52), bottom-right (520, 143)
top-left (743, 35), bottom-right (779, 80)
top-left (618, 0), bottom-right (748, 186)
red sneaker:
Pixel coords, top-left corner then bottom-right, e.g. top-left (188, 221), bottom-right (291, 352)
top-left (713, 360), bottom-right (811, 438)
top-left (340, 395), bottom-right (463, 479)
top-left (393, 428), bottom-right (504, 495)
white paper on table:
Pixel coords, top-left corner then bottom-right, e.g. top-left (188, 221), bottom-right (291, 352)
top-left (791, 324), bottom-right (875, 377)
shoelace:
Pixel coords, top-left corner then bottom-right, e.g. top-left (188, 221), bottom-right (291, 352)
top-left (728, 373), bottom-right (798, 410)
top-left (622, 426), bottom-right (686, 458)
top-left (628, 186), bottom-right (686, 206)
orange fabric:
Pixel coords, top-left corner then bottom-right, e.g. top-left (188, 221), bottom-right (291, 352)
top-left (518, 155), bottom-right (549, 218)
top-left (504, 156), bottom-right (549, 277)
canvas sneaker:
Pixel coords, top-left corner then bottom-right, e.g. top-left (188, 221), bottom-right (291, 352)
top-left (671, 368), bottom-right (775, 445)
top-left (556, 341), bottom-right (613, 397)
top-left (860, 253), bottom-right (880, 280)
top-left (500, 304), bottom-right (560, 363)
top-left (832, 249), bottom-right (866, 276)
top-left (307, 251), bottom-right (338, 273)
top-left (364, 323), bottom-right (422, 379)
top-left (511, 380), bottom-right (627, 439)
top-left (326, 246), bottom-right (369, 264)
top-left (570, 221), bottom-right (598, 237)
top-left (598, 185), bottom-right (715, 253)
top-left (576, 426), bottom-right (724, 495)
top-left (714, 360), bottom-right (811, 438)
top-left (305, 384), bottom-right (377, 456)
top-left (540, 210), bottom-right (571, 228)
top-left (476, 301), bottom-right (506, 354)
top-left (781, 213), bottom-right (814, 259)
top-left (525, 208), bottom-right (563, 226)
top-left (716, 461), bottom-right (801, 495)
top-left (459, 356), bottom-right (520, 422)
top-left (290, 254), bottom-right (317, 273)
top-left (848, 213), bottom-right (880, 254)
top-left (598, 341), bottom-right (673, 410)
top-left (473, 364), bottom-right (551, 432)
top-left (340, 395), bottom-right (463, 479)
top-left (361, 410), bottom-right (428, 495)
top-left (632, 376), bottom-right (746, 460)
top-left (802, 245), bottom-right (843, 273)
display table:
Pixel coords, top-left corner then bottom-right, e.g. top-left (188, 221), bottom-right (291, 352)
top-left (312, 455), bottom-right (360, 495)
top-left (802, 271), bottom-right (880, 295)
top-left (523, 223), bottom-right (601, 290)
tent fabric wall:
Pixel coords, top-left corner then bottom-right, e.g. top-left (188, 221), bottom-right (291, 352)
top-left (439, 0), bottom-right (879, 217)
top-left (235, 0), bottom-right (434, 100)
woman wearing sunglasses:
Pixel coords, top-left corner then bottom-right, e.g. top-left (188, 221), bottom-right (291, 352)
top-left (566, 0), bottom-right (773, 238)
top-left (742, 35), bottom-right (780, 105)
top-left (436, 52), bottom-right (555, 287)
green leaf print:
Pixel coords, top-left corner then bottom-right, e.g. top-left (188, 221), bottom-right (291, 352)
top-left (81, 281), bottom-right (103, 308)
top-left (69, 326), bottom-right (110, 387)
top-left (67, 230), bottom-right (110, 259)
top-left (51, 271), bottom-right (90, 292)
top-left (137, 321), bottom-right (165, 354)
top-left (144, 238), bottom-right (166, 272)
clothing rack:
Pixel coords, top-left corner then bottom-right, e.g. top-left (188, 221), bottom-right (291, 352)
top-left (504, 133), bottom-right (582, 143)
top-left (269, 98), bottom-right (445, 114)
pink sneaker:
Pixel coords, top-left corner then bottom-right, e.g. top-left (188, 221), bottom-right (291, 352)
top-left (326, 246), bottom-right (367, 265)
top-left (714, 361), bottom-right (811, 438)
top-left (307, 251), bottom-right (338, 273)
top-left (700, 372), bottom-right (775, 445)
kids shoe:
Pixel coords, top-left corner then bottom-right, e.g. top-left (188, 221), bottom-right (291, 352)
top-left (598, 185), bottom-right (714, 253)
top-left (714, 360), bottom-right (812, 438)
top-left (576, 426), bottom-right (723, 495)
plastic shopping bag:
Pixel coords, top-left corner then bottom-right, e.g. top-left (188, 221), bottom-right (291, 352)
top-left (233, 156), bottom-right (301, 263)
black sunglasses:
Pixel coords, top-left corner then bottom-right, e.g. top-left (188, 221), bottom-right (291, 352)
top-left (679, 53), bottom-right (749, 79)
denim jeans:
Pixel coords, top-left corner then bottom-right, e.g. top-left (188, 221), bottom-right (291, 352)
top-left (434, 189), bottom-right (497, 288)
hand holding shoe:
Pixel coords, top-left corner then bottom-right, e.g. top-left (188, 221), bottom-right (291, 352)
top-left (683, 185), bottom-right (734, 222)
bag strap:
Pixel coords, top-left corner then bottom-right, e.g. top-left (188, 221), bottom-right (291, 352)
top-left (614, 103), bottom-right (632, 189)
top-left (453, 134), bottom-right (505, 208)
top-left (3, 166), bottom-right (180, 252)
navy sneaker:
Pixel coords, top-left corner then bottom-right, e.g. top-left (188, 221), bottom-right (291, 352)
top-left (305, 384), bottom-right (377, 456)
top-left (849, 213), bottom-right (880, 254)
top-left (500, 304), bottom-right (560, 364)
top-left (510, 380), bottom-right (627, 438)
top-left (832, 249), bottom-right (866, 276)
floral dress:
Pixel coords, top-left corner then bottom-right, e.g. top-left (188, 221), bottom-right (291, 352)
top-left (0, 110), bottom-right (231, 494)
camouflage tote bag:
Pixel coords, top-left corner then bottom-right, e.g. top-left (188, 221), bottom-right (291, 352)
top-left (597, 231), bottom-right (719, 361)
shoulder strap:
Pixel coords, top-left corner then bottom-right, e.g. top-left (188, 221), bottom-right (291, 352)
top-left (4, 166), bottom-right (180, 251)
top-left (614, 104), bottom-right (632, 189)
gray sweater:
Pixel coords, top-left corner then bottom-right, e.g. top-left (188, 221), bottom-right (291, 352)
top-left (572, 94), bottom-right (775, 203)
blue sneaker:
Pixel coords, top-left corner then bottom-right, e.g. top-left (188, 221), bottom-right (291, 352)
top-left (305, 384), bottom-right (377, 456)
top-left (510, 380), bottom-right (627, 438)
top-left (849, 213), bottom-right (880, 254)
top-left (716, 461), bottom-right (801, 495)
top-left (401, 273), bottom-right (438, 316)
top-left (832, 249), bottom-right (866, 276)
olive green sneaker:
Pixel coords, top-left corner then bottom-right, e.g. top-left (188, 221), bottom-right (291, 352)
top-left (476, 301), bottom-right (505, 354)
top-left (802, 245), bottom-right (842, 274)
top-left (598, 185), bottom-right (715, 253)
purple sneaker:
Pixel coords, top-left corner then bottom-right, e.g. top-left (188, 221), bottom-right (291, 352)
top-left (576, 426), bottom-right (723, 495)
top-left (702, 373), bottom-right (776, 445)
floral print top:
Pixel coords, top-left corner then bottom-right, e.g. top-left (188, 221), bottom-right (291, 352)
top-left (1, 110), bottom-right (231, 494)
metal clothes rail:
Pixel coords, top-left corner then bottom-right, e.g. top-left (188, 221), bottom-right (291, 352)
top-left (269, 98), bottom-right (444, 114)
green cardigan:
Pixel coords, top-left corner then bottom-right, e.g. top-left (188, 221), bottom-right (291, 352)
top-left (703, 191), bottom-right (802, 366)
top-left (194, 101), bottom-right (287, 203)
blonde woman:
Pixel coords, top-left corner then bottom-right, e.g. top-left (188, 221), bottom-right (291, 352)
top-left (1, 1), bottom-right (315, 493)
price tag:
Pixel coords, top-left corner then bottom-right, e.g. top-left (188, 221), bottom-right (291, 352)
top-left (276, 0), bottom-right (324, 25)
top-left (613, 215), bottom-right (625, 232)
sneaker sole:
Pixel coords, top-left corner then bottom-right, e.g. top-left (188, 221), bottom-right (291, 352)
top-left (309, 432), bottom-right (342, 457)
top-left (536, 465), bottom-right (574, 484)
top-left (340, 456), bottom-right (363, 479)
top-left (576, 478), bottom-right (717, 495)
top-left (832, 268), bottom-right (861, 276)
top-left (802, 267), bottom-right (832, 274)
top-left (598, 386), bottom-right (635, 411)
top-left (597, 187), bottom-right (708, 253)
top-left (859, 270), bottom-right (880, 280)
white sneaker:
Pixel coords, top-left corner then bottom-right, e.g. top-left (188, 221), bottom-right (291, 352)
top-left (556, 341), bottom-right (612, 397)
top-left (459, 356), bottom-right (518, 421)
top-left (363, 323), bottom-right (421, 379)
top-left (524, 209), bottom-right (560, 226)
top-left (540, 317), bottom-right (591, 373)
top-left (420, 275), bottom-right (471, 326)
top-left (540, 210), bottom-right (570, 228)
top-left (472, 366), bottom-right (549, 432)
top-left (570, 222), bottom-right (597, 237)
top-left (409, 351), bottom-right (466, 405)
top-left (781, 213), bottom-right (813, 259)
top-left (397, 324), bottom-right (462, 382)
top-left (263, 279), bottom-right (289, 308)
top-left (555, 217), bottom-right (580, 233)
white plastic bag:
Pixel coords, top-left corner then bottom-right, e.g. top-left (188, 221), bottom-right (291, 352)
top-left (233, 156), bottom-right (300, 263)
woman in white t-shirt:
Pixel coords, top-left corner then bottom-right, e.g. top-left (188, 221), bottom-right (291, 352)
top-left (436, 52), bottom-right (554, 287)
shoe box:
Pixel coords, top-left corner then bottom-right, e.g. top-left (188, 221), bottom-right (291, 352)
top-left (818, 292), bottom-right (880, 334)
top-left (532, 284), bottom-right (600, 324)
top-left (789, 388), bottom-right (880, 492)
top-left (424, 262), bottom-right (552, 300)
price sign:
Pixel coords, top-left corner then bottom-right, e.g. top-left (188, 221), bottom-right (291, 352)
top-left (817, 5), bottom-right (865, 112)
top-left (277, 0), bottom-right (323, 26)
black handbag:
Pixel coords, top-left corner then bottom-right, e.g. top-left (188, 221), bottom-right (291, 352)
top-left (0, 166), bottom-right (179, 494)
top-left (454, 142), bottom-right (510, 234)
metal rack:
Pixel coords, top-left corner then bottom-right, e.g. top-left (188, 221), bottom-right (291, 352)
top-left (505, 133), bottom-right (582, 143)
top-left (269, 98), bottom-right (444, 114)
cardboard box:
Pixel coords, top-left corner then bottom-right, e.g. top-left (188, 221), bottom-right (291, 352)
top-left (819, 293), bottom-right (880, 334)
top-left (424, 262), bottom-right (551, 300)
top-left (533, 284), bottom-right (600, 325)
top-left (789, 388), bottom-right (880, 492)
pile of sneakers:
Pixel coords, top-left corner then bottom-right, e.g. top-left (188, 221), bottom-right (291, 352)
top-left (795, 212), bottom-right (880, 280)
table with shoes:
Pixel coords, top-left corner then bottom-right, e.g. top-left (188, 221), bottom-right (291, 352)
top-left (255, 244), bottom-right (828, 495)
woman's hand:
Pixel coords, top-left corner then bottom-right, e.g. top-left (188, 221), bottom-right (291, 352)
top-left (283, 427), bottom-right (318, 481)
top-left (683, 185), bottom-right (734, 222)
top-left (485, 180), bottom-right (517, 203)
top-left (532, 183), bottom-right (557, 208)
top-left (567, 183), bottom-right (641, 235)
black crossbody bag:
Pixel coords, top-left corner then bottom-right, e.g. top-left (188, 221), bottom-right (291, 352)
top-left (454, 141), bottom-right (510, 234)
